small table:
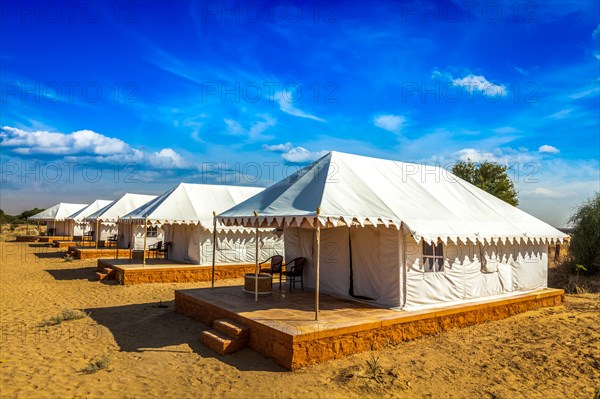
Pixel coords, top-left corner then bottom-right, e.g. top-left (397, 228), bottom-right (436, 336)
top-left (243, 273), bottom-right (272, 295)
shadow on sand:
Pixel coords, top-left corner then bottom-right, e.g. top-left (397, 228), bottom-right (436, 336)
top-left (33, 251), bottom-right (66, 259)
top-left (45, 267), bottom-right (98, 281)
top-left (29, 243), bottom-right (53, 248)
top-left (87, 302), bottom-right (284, 372)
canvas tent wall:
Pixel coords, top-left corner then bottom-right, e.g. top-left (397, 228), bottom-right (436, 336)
top-left (85, 193), bottom-right (156, 242)
top-left (218, 151), bottom-right (567, 311)
top-left (121, 182), bottom-right (284, 264)
top-left (117, 222), bottom-right (164, 250)
top-left (66, 199), bottom-right (114, 238)
top-left (27, 203), bottom-right (88, 236)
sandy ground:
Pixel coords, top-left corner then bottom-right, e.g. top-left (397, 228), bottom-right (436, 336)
top-left (0, 241), bottom-right (598, 399)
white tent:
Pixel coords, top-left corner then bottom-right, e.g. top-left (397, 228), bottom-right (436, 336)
top-left (218, 151), bottom-right (568, 314)
top-left (27, 203), bottom-right (88, 236)
top-left (120, 183), bottom-right (284, 264)
top-left (66, 199), bottom-right (114, 238)
top-left (85, 193), bottom-right (157, 243)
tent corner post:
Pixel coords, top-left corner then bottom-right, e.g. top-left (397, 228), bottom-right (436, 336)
top-left (254, 210), bottom-right (259, 303)
top-left (315, 208), bottom-right (321, 321)
top-left (142, 215), bottom-right (148, 267)
top-left (211, 211), bottom-right (217, 289)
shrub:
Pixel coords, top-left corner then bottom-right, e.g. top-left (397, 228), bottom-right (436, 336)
top-left (38, 308), bottom-right (89, 327)
top-left (81, 354), bottom-right (111, 374)
top-left (568, 192), bottom-right (600, 273)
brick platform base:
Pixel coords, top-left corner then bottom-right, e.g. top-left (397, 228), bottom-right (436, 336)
top-left (175, 287), bottom-right (564, 370)
top-left (97, 259), bottom-right (257, 285)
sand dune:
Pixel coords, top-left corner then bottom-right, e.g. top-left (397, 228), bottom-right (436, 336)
top-left (1, 242), bottom-right (598, 398)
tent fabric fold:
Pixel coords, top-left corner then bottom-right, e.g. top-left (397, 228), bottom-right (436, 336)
top-left (218, 151), bottom-right (568, 244)
top-left (27, 203), bottom-right (89, 222)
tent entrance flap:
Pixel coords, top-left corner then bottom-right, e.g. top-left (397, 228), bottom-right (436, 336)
top-left (348, 227), bottom-right (380, 301)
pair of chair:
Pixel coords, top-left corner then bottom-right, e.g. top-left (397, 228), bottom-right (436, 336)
top-left (148, 241), bottom-right (171, 259)
top-left (106, 234), bottom-right (118, 247)
top-left (259, 255), bottom-right (306, 291)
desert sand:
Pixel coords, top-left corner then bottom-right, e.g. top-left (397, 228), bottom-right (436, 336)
top-left (0, 241), bottom-right (598, 398)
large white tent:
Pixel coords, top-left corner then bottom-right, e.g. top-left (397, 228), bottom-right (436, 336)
top-left (219, 151), bottom-right (568, 314)
top-left (27, 203), bottom-right (88, 236)
top-left (65, 199), bottom-right (114, 238)
top-left (85, 193), bottom-right (157, 244)
top-left (121, 183), bottom-right (284, 264)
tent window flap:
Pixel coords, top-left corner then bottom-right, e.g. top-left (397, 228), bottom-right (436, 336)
top-left (423, 242), bottom-right (444, 272)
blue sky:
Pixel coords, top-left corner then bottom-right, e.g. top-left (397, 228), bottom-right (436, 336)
top-left (1, 0), bottom-right (599, 226)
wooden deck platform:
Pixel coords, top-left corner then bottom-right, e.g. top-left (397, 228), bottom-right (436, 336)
top-left (53, 239), bottom-right (97, 248)
top-left (16, 235), bottom-right (70, 243)
top-left (175, 287), bottom-right (565, 370)
top-left (69, 246), bottom-right (133, 259)
top-left (97, 259), bottom-right (257, 285)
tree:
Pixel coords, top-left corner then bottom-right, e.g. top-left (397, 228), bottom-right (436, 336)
top-left (451, 159), bottom-right (519, 206)
top-left (18, 208), bottom-right (45, 220)
top-left (568, 192), bottom-right (600, 273)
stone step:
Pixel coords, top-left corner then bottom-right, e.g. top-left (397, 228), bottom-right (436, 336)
top-left (95, 272), bottom-right (108, 281)
top-left (200, 329), bottom-right (248, 355)
top-left (213, 319), bottom-right (249, 339)
top-left (102, 267), bottom-right (114, 276)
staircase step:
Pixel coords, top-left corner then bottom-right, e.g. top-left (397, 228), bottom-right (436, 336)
top-left (102, 267), bottom-right (115, 276)
top-left (213, 319), bottom-right (249, 339)
top-left (200, 329), bottom-right (248, 355)
top-left (95, 272), bottom-right (108, 281)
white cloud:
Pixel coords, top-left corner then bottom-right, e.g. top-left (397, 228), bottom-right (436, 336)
top-left (452, 74), bottom-right (507, 96)
top-left (548, 108), bottom-right (574, 119)
top-left (147, 148), bottom-right (188, 169)
top-left (454, 148), bottom-right (498, 163)
top-left (276, 92), bottom-right (325, 122)
top-left (224, 115), bottom-right (276, 141)
top-left (514, 66), bottom-right (528, 76)
top-left (493, 126), bottom-right (519, 134)
top-left (521, 187), bottom-right (567, 199)
top-left (374, 114), bottom-right (406, 134)
top-left (263, 141), bottom-right (327, 163)
top-left (593, 23), bottom-right (599, 39)
top-left (0, 126), bottom-right (130, 155)
top-left (282, 147), bottom-right (328, 163)
top-left (262, 142), bottom-right (292, 152)
top-left (538, 145), bottom-right (560, 154)
top-left (224, 119), bottom-right (245, 135)
top-left (248, 114), bottom-right (277, 140)
top-left (0, 126), bottom-right (189, 170)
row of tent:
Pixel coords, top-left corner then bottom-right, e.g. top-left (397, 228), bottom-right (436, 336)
top-left (27, 151), bottom-right (568, 311)
top-left (27, 185), bottom-right (284, 266)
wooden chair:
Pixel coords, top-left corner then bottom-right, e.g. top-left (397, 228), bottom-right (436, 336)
top-left (259, 255), bottom-right (284, 289)
top-left (158, 242), bottom-right (171, 259)
top-left (148, 241), bottom-right (162, 258)
top-left (281, 257), bottom-right (306, 292)
top-left (106, 234), bottom-right (118, 247)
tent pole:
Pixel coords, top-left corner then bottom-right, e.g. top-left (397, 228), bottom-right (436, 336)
top-left (53, 220), bottom-right (56, 237)
top-left (95, 219), bottom-right (99, 249)
top-left (37, 221), bottom-right (40, 236)
top-left (142, 215), bottom-right (148, 267)
top-left (26, 222), bottom-right (29, 236)
top-left (115, 217), bottom-right (120, 259)
top-left (315, 208), bottom-right (321, 321)
top-left (254, 210), bottom-right (259, 303)
top-left (211, 211), bottom-right (217, 289)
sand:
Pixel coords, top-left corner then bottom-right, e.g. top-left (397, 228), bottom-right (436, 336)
top-left (0, 241), bottom-right (598, 398)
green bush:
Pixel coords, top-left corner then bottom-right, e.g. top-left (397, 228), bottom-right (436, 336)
top-left (568, 192), bottom-right (600, 273)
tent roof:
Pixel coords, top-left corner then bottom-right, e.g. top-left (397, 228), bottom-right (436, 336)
top-left (120, 183), bottom-right (264, 228)
top-left (27, 203), bottom-right (88, 222)
top-left (85, 193), bottom-right (156, 224)
top-left (67, 199), bottom-right (114, 222)
top-left (218, 151), bottom-right (568, 244)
